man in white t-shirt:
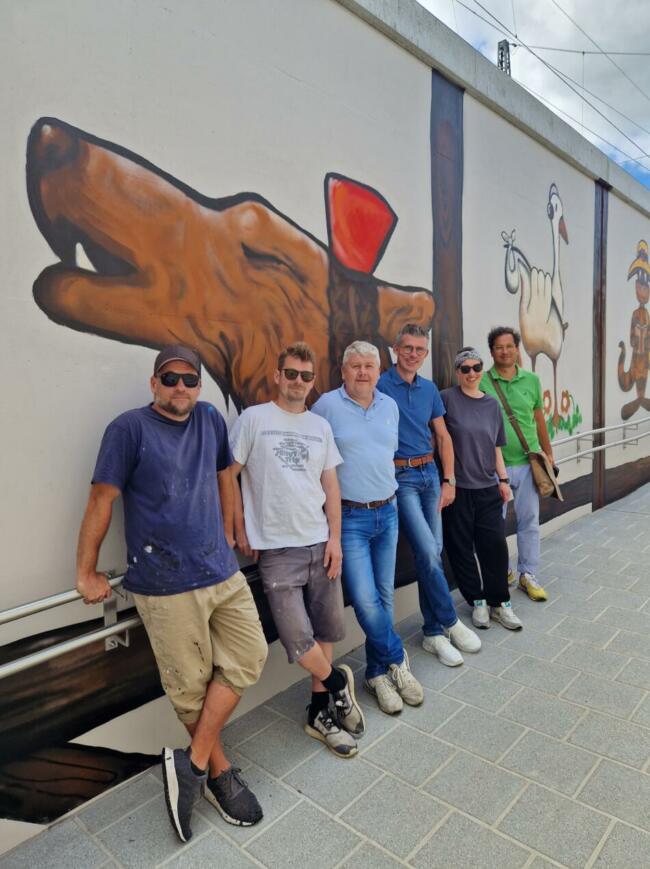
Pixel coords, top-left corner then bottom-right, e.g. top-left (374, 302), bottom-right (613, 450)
top-left (230, 342), bottom-right (365, 758)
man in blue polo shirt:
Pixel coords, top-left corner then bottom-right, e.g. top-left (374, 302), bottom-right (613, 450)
top-left (378, 325), bottom-right (481, 666)
top-left (312, 340), bottom-right (424, 715)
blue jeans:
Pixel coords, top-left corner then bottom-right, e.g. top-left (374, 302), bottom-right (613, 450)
top-left (503, 464), bottom-right (540, 576)
top-left (341, 500), bottom-right (404, 679)
top-left (395, 464), bottom-right (458, 636)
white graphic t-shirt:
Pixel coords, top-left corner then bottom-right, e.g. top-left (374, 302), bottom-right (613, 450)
top-left (230, 402), bottom-right (343, 549)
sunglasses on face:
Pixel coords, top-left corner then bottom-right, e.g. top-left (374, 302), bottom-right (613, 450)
top-left (399, 344), bottom-right (428, 357)
top-left (282, 368), bottom-right (315, 382)
top-left (158, 372), bottom-right (200, 388)
top-left (459, 363), bottom-right (483, 374)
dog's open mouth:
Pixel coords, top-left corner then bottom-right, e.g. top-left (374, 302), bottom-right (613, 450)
top-left (44, 218), bottom-right (137, 279)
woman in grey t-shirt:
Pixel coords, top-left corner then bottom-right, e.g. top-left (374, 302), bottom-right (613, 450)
top-left (440, 349), bottom-right (523, 632)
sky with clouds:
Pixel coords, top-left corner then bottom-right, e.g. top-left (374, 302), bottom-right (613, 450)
top-left (417, 0), bottom-right (650, 189)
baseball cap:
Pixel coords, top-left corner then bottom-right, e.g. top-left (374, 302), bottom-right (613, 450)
top-left (153, 344), bottom-right (202, 376)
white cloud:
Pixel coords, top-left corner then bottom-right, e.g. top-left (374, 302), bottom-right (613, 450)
top-left (417, 0), bottom-right (650, 187)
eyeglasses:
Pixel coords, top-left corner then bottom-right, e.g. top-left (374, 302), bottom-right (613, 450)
top-left (282, 368), bottom-right (315, 382)
top-left (158, 372), bottom-right (200, 388)
top-left (459, 363), bottom-right (483, 374)
top-left (399, 344), bottom-right (428, 357)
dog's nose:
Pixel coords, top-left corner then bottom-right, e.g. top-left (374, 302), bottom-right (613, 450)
top-left (28, 119), bottom-right (79, 175)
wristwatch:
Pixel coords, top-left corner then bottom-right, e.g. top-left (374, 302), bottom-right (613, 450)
top-left (442, 477), bottom-right (456, 486)
top-left (499, 477), bottom-right (510, 484)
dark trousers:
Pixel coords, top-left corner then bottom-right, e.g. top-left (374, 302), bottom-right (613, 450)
top-left (442, 485), bottom-right (510, 607)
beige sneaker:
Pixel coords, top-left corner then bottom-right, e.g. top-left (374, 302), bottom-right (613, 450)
top-left (388, 652), bottom-right (424, 706)
top-left (364, 673), bottom-right (403, 715)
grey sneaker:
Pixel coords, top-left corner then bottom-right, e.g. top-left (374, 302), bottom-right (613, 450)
top-left (445, 619), bottom-right (482, 653)
top-left (332, 664), bottom-right (366, 737)
top-left (389, 652), bottom-right (424, 706)
top-left (490, 601), bottom-right (523, 631)
top-left (161, 747), bottom-right (206, 843)
top-left (472, 599), bottom-right (490, 629)
top-left (365, 673), bottom-right (403, 715)
top-left (204, 766), bottom-right (263, 826)
top-left (305, 707), bottom-right (358, 758)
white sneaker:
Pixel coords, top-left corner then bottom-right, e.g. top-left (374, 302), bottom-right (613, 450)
top-left (445, 619), bottom-right (482, 653)
top-left (472, 600), bottom-right (490, 629)
top-left (389, 651), bottom-right (424, 706)
top-left (490, 601), bottom-right (523, 631)
top-left (364, 673), bottom-right (403, 715)
top-left (422, 634), bottom-right (464, 667)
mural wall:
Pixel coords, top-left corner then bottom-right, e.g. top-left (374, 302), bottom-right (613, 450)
top-left (462, 96), bottom-right (595, 483)
top-left (605, 193), bottom-right (650, 474)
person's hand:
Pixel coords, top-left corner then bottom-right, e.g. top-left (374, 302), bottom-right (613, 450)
top-left (498, 482), bottom-right (512, 504)
top-left (438, 482), bottom-right (456, 510)
top-left (235, 525), bottom-right (258, 560)
top-left (324, 538), bottom-right (343, 579)
top-left (77, 572), bottom-right (112, 605)
top-left (224, 529), bottom-right (236, 549)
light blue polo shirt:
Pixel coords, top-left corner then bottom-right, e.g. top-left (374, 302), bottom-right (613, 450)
top-left (377, 365), bottom-right (445, 459)
top-left (311, 386), bottom-right (399, 502)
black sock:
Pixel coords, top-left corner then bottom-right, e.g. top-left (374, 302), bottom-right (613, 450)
top-left (322, 666), bottom-right (346, 694)
top-left (191, 760), bottom-right (207, 776)
top-left (308, 690), bottom-right (330, 723)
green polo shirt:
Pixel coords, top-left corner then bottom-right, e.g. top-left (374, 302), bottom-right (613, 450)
top-left (480, 365), bottom-right (543, 466)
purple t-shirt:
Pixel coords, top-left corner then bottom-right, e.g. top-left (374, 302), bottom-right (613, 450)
top-left (92, 402), bottom-right (238, 595)
top-left (440, 387), bottom-right (506, 488)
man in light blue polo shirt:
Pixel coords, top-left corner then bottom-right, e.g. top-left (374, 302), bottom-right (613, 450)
top-left (378, 324), bottom-right (481, 667)
top-left (312, 341), bottom-right (424, 715)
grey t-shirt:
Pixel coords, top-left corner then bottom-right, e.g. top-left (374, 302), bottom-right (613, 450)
top-left (440, 387), bottom-right (506, 489)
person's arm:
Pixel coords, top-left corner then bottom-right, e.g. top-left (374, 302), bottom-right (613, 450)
top-left (217, 468), bottom-right (235, 549)
top-left (495, 447), bottom-right (512, 504)
top-left (320, 467), bottom-right (342, 580)
top-left (76, 483), bottom-right (121, 604)
top-left (430, 416), bottom-right (455, 510)
top-left (229, 461), bottom-right (256, 559)
top-left (534, 408), bottom-right (554, 464)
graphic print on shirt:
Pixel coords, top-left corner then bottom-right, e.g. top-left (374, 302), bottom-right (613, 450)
top-left (265, 429), bottom-right (323, 472)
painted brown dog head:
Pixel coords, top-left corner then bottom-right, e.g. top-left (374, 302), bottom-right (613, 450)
top-left (27, 118), bottom-right (434, 410)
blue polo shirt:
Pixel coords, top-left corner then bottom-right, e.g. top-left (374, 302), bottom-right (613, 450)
top-left (311, 386), bottom-right (399, 502)
top-left (377, 365), bottom-right (445, 458)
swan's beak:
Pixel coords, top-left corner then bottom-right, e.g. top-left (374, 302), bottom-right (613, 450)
top-left (559, 216), bottom-right (569, 244)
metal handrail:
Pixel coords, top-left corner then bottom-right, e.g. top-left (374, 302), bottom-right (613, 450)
top-left (552, 416), bottom-right (650, 447)
top-left (555, 429), bottom-right (650, 465)
top-left (0, 615), bottom-right (141, 681)
top-left (0, 573), bottom-right (126, 626)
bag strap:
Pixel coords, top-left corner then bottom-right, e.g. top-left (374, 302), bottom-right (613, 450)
top-left (487, 371), bottom-right (531, 455)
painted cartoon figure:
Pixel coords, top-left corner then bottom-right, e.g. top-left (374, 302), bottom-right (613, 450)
top-left (618, 239), bottom-right (650, 420)
top-left (26, 118), bottom-right (434, 411)
top-left (501, 183), bottom-right (569, 426)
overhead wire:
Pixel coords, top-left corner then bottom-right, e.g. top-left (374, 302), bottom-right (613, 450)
top-left (526, 46), bottom-right (650, 56)
top-left (548, 0), bottom-right (650, 107)
top-left (468, 0), bottom-right (650, 162)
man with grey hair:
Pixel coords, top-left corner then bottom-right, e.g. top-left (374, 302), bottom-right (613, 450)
top-left (378, 324), bottom-right (481, 667)
top-left (312, 341), bottom-right (424, 715)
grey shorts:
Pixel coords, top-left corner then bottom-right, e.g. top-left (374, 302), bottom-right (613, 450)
top-left (258, 542), bottom-right (345, 663)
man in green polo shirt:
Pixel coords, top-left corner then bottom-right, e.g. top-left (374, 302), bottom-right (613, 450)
top-left (481, 327), bottom-right (555, 601)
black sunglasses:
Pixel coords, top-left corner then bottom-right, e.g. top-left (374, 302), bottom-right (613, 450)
top-left (282, 368), bottom-right (315, 382)
top-left (158, 371), bottom-right (200, 388)
top-left (459, 363), bottom-right (483, 374)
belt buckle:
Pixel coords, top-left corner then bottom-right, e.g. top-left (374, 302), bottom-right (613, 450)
top-left (366, 501), bottom-right (372, 509)
top-left (406, 456), bottom-right (414, 468)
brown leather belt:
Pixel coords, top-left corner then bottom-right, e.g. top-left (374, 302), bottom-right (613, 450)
top-left (394, 453), bottom-right (434, 468)
top-left (341, 496), bottom-right (396, 509)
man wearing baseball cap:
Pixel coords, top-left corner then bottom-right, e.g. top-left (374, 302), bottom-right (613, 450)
top-left (75, 344), bottom-right (268, 843)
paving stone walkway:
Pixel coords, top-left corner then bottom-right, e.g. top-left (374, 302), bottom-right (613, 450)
top-left (3, 485), bottom-right (650, 868)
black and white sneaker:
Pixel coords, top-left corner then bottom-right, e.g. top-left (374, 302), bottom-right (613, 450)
top-left (161, 747), bottom-right (206, 843)
top-left (305, 707), bottom-right (358, 758)
top-left (332, 664), bottom-right (366, 737)
top-left (204, 766), bottom-right (263, 826)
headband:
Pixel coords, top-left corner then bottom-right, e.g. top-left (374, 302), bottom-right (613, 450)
top-left (454, 349), bottom-right (483, 369)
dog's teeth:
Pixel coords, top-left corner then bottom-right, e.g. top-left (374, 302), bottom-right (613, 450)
top-left (75, 242), bottom-right (97, 272)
